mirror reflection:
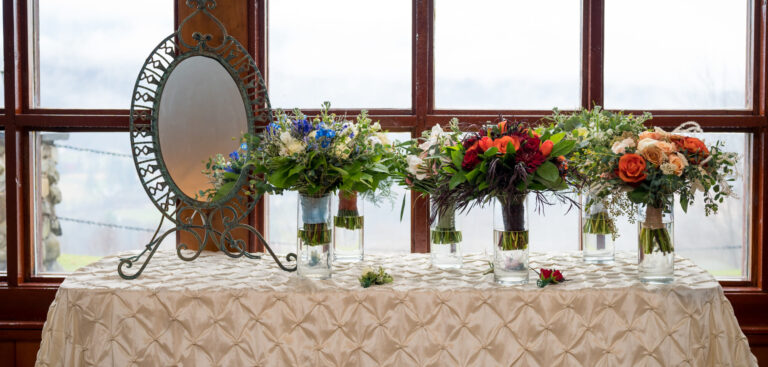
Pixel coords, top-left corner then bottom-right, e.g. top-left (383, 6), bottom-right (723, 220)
top-left (157, 55), bottom-right (247, 202)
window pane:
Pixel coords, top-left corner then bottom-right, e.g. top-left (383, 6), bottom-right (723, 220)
top-left (33, 132), bottom-right (172, 274)
top-left (607, 133), bottom-right (751, 280)
top-left (434, 0), bottom-right (581, 109)
top-left (459, 193), bottom-right (580, 255)
top-left (268, 0), bottom-right (411, 109)
top-left (605, 0), bottom-right (749, 109)
top-left (267, 133), bottom-right (411, 255)
top-left (37, 1), bottom-right (173, 108)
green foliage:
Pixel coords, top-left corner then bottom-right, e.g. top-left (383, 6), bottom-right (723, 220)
top-left (359, 267), bottom-right (393, 288)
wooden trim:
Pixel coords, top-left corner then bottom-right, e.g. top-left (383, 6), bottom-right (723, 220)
top-left (582, 0), bottom-right (604, 108)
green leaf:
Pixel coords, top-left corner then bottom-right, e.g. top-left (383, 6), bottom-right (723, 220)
top-left (680, 195), bottom-right (689, 213)
top-left (549, 140), bottom-right (576, 157)
top-left (549, 132), bottom-right (566, 145)
top-left (627, 188), bottom-right (649, 204)
top-left (483, 147), bottom-right (498, 158)
top-left (536, 161), bottom-right (559, 182)
top-left (399, 194), bottom-right (407, 221)
top-left (449, 171), bottom-right (466, 189)
top-left (451, 149), bottom-right (463, 169)
top-left (212, 181), bottom-right (236, 201)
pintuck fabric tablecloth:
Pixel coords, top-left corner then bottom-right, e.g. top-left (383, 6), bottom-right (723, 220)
top-left (35, 249), bottom-right (755, 366)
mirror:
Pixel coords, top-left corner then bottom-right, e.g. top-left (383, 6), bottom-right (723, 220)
top-left (119, 0), bottom-right (296, 280)
top-left (158, 56), bottom-right (247, 201)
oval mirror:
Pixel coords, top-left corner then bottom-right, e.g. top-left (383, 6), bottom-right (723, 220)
top-left (157, 55), bottom-right (247, 202)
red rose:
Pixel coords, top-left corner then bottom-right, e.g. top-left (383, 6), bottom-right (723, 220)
top-left (463, 134), bottom-right (480, 150)
top-left (540, 268), bottom-right (553, 279)
top-left (552, 270), bottom-right (564, 282)
top-left (462, 147), bottom-right (481, 170)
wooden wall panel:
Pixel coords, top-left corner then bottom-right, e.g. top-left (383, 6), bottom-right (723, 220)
top-left (175, 0), bottom-right (256, 251)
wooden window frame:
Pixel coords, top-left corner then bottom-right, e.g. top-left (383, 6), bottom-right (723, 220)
top-left (0, 0), bottom-right (765, 353)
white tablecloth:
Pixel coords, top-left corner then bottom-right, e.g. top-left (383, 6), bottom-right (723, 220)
top-left (36, 250), bottom-right (755, 366)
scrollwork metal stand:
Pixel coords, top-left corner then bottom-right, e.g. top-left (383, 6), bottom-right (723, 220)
top-left (118, 0), bottom-right (295, 279)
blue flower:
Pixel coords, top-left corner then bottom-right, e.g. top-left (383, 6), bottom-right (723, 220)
top-left (229, 151), bottom-right (240, 161)
top-left (240, 142), bottom-right (248, 151)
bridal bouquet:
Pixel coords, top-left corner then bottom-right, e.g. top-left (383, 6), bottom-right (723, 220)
top-left (546, 108), bottom-right (655, 262)
top-left (430, 118), bottom-right (577, 284)
top-left (396, 119), bottom-right (466, 267)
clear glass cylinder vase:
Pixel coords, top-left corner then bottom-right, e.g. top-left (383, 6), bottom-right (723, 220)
top-left (297, 193), bottom-right (333, 279)
top-left (430, 202), bottom-right (462, 269)
top-left (333, 190), bottom-right (364, 262)
top-left (637, 199), bottom-right (675, 283)
top-left (493, 195), bottom-right (529, 285)
top-left (581, 193), bottom-right (616, 264)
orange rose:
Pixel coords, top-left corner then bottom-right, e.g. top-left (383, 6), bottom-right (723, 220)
top-left (667, 152), bottom-right (688, 176)
top-left (498, 120), bottom-right (508, 133)
top-left (637, 138), bottom-right (666, 166)
top-left (616, 153), bottom-right (647, 184)
top-left (478, 136), bottom-right (494, 152)
top-left (681, 137), bottom-right (709, 163)
top-left (493, 136), bottom-right (520, 154)
top-left (670, 135), bottom-right (685, 147)
top-left (656, 141), bottom-right (676, 154)
top-left (539, 140), bottom-right (554, 156)
top-left (639, 131), bottom-right (662, 140)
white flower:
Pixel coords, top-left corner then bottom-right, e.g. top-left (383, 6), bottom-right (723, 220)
top-left (660, 163), bottom-right (677, 175)
top-left (406, 155), bottom-right (427, 180)
top-left (372, 122), bottom-right (381, 131)
top-left (334, 137), bottom-right (352, 159)
top-left (367, 135), bottom-right (383, 146)
top-left (361, 266), bottom-right (374, 275)
top-left (279, 131), bottom-right (305, 156)
top-left (611, 137), bottom-right (636, 154)
top-left (308, 130), bottom-right (317, 140)
top-left (376, 133), bottom-right (390, 146)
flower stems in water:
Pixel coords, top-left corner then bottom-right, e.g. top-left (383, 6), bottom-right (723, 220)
top-left (498, 231), bottom-right (528, 251)
top-left (298, 223), bottom-right (331, 246)
top-left (639, 227), bottom-right (673, 254)
top-left (431, 229), bottom-right (463, 244)
top-left (583, 211), bottom-right (615, 235)
top-left (334, 212), bottom-right (363, 230)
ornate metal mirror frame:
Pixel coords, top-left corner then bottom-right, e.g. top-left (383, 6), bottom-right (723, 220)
top-left (118, 0), bottom-right (296, 279)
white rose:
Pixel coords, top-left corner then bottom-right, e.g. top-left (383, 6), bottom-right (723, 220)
top-left (406, 155), bottom-right (427, 180)
top-left (611, 137), bottom-right (636, 154)
top-left (372, 122), bottom-right (381, 131)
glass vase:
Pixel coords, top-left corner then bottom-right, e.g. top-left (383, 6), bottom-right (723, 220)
top-left (297, 193), bottom-right (333, 279)
top-left (581, 193), bottom-right (616, 264)
top-left (430, 202), bottom-right (462, 269)
top-left (637, 199), bottom-right (674, 283)
top-left (333, 190), bottom-right (364, 262)
top-left (493, 195), bottom-right (529, 285)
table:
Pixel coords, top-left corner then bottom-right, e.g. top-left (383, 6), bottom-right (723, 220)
top-left (35, 250), bottom-right (756, 366)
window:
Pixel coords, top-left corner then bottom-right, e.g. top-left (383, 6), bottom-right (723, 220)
top-left (32, 132), bottom-right (171, 275)
top-left (36, 0), bottom-right (173, 108)
top-left (268, 0), bottom-right (412, 109)
top-left (434, 0), bottom-right (581, 109)
top-left (604, 0), bottom-right (750, 109)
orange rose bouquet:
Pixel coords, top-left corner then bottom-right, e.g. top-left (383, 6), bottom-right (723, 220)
top-left (553, 110), bottom-right (739, 282)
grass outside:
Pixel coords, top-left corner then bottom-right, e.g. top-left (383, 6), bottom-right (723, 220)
top-left (57, 253), bottom-right (102, 272)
